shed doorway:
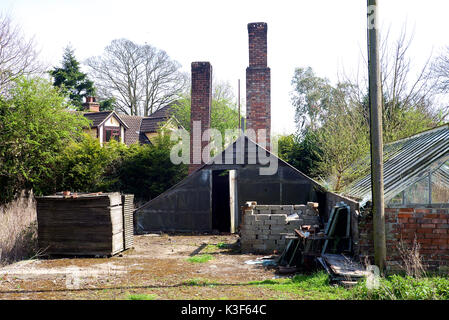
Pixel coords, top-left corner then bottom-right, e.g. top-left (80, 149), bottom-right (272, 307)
top-left (212, 170), bottom-right (236, 233)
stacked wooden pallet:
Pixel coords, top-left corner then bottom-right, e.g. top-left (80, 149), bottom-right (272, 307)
top-left (122, 194), bottom-right (134, 250)
top-left (36, 192), bottom-right (133, 256)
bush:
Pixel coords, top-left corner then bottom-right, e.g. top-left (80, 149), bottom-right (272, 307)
top-left (45, 132), bottom-right (187, 202)
top-left (0, 77), bottom-right (88, 203)
top-left (115, 133), bottom-right (187, 201)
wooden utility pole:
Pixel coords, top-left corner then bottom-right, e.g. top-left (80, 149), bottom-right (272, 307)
top-left (367, 0), bottom-right (386, 272)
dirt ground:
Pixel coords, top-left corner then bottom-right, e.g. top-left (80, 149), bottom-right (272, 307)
top-left (0, 233), bottom-right (301, 300)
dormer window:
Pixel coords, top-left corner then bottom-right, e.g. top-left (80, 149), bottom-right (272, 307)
top-left (104, 126), bottom-right (120, 142)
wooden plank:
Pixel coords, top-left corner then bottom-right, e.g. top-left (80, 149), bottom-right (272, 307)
top-left (322, 254), bottom-right (368, 278)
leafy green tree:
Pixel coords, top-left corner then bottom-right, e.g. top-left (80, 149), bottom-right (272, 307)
top-left (49, 46), bottom-right (96, 110)
top-left (277, 133), bottom-right (321, 177)
top-left (0, 77), bottom-right (89, 202)
top-left (291, 67), bottom-right (333, 133)
top-left (115, 132), bottom-right (188, 201)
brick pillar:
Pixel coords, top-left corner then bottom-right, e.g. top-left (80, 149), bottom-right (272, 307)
top-left (189, 62), bottom-right (212, 174)
top-left (246, 22), bottom-right (271, 149)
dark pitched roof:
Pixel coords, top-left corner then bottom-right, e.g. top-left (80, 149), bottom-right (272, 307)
top-left (149, 104), bottom-right (176, 118)
top-left (83, 111), bottom-right (129, 129)
top-left (83, 111), bottom-right (113, 127)
top-left (140, 116), bottom-right (167, 133)
top-left (119, 114), bottom-right (144, 145)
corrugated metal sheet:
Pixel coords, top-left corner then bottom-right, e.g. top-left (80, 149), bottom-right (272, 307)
top-left (343, 124), bottom-right (449, 204)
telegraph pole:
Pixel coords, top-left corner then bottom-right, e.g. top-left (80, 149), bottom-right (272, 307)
top-left (367, 0), bottom-right (386, 272)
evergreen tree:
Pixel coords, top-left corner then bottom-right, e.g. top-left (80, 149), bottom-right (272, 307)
top-left (50, 46), bottom-right (96, 110)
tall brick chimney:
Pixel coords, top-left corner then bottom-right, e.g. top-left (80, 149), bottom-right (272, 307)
top-left (189, 62), bottom-right (212, 174)
top-left (246, 22), bottom-right (271, 149)
top-left (83, 96), bottom-right (100, 112)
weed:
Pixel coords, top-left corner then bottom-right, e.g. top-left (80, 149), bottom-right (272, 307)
top-left (187, 254), bottom-right (214, 263)
top-left (127, 293), bottom-right (158, 300)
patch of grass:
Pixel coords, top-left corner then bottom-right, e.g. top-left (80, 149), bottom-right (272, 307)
top-left (182, 278), bottom-right (218, 287)
top-left (127, 293), bottom-right (158, 300)
top-left (216, 242), bottom-right (228, 249)
top-left (187, 254), bottom-right (214, 263)
top-left (351, 274), bottom-right (449, 300)
top-left (248, 271), bottom-right (352, 300)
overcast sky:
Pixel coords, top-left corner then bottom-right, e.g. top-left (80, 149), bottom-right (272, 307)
top-left (2, 0), bottom-right (449, 135)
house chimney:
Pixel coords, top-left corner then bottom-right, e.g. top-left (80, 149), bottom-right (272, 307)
top-left (189, 62), bottom-right (212, 174)
top-left (246, 22), bottom-right (271, 149)
top-left (83, 96), bottom-right (100, 112)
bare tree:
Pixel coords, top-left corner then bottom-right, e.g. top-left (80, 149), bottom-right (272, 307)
top-left (86, 39), bottom-right (187, 116)
top-left (432, 46), bottom-right (449, 94)
top-left (341, 26), bottom-right (444, 142)
top-left (0, 13), bottom-right (41, 94)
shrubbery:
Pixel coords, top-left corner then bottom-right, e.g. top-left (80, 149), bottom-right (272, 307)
top-left (0, 77), bottom-right (88, 203)
top-left (352, 275), bottom-right (449, 300)
top-left (41, 133), bottom-right (187, 202)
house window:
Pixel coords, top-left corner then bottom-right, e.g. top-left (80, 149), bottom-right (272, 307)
top-left (104, 126), bottom-right (120, 142)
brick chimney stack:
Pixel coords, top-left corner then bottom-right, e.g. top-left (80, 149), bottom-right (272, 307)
top-left (246, 22), bottom-right (271, 149)
top-left (189, 62), bottom-right (212, 174)
top-left (83, 96), bottom-right (100, 112)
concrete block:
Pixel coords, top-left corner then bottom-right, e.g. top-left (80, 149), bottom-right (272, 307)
top-left (270, 227), bottom-right (287, 234)
top-left (268, 205), bottom-right (281, 210)
top-left (294, 205), bottom-right (307, 210)
top-left (307, 202), bottom-right (319, 208)
top-left (271, 214), bottom-right (286, 219)
top-left (281, 205), bottom-right (294, 211)
top-left (255, 205), bottom-right (269, 210)
top-left (255, 214), bottom-right (270, 221)
top-left (258, 210), bottom-right (272, 215)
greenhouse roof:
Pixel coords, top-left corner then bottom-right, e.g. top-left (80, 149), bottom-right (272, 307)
top-left (343, 124), bottom-right (449, 204)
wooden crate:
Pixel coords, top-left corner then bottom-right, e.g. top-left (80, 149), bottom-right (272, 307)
top-left (36, 193), bottom-right (125, 256)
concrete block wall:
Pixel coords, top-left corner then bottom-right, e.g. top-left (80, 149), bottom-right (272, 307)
top-left (358, 205), bottom-right (449, 273)
top-left (239, 202), bottom-right (320, 253)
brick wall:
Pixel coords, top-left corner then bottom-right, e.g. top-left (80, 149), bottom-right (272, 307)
top-left (358, 205), bottom-right (449, 273)
top-left (239, 203), bottom-right (321, 253)
top-left (246, 22), bottom-right (271, 149)
top-left (189, 62), bottom-right (212, 174)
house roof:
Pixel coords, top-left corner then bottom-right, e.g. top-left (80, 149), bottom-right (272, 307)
top-left (119, 114), bottom-right (144, 145)
top-left (83, 111), bottom-right (129, 129)
top-left (140, 116), bottom-right (167, 133)
top-left (343, 124), bottom-right (449, 204)
top-left (83, 111), bottom-right (112, 127)
top-left (149, 104), bottom-right (176, 119)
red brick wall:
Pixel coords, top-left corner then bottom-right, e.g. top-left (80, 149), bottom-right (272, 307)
top-left (189, 62), bottom-right (212, 174)
top-left (246, 22), bottom-right (271, 149)
top-left (358, 206), bottom-right (449, 273)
